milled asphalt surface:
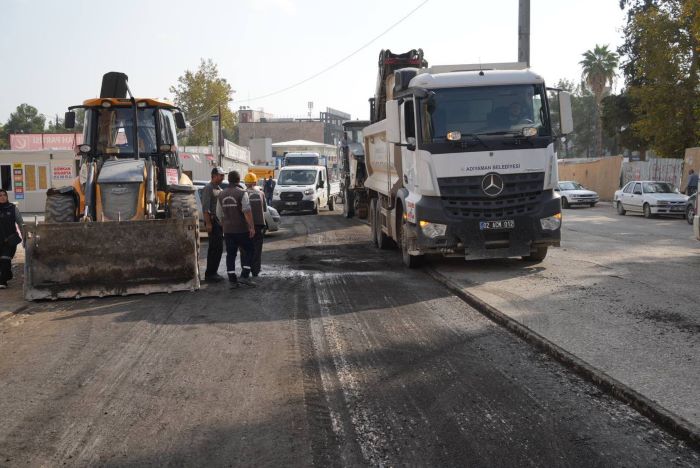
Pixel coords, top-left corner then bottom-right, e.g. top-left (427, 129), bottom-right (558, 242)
top-left (433, 202), bottom-right (700, 428)
top-left (0, 208), bottom-right (698, 466)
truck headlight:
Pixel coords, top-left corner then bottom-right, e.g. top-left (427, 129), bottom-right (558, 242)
top-left (419, 220), bottom-right (447, 238)
top-left (540, 213), bottom-right (562, 230)
top-left (273, 190), bottom-right (280, 197)
top-left (303, 188), bottom-right (314, 195)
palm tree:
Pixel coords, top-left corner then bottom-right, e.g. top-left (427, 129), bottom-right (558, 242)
top-left (580, 44), bottom-right (618, 157)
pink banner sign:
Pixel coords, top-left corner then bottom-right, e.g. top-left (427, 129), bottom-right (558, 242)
top-left (10, 133), bottom-right (84, 151)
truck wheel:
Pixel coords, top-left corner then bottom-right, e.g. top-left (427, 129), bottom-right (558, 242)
top-left (45, 189), bottom-right (77, 223)
top-left (369, 199), bottom-right (379, 247)
top-left (312, 201), bottom-right (318, 215)
top-left (344, 189), bottom-right (355, 218)
top-left (375, 199), bottom-right (393, 250)
top-left (400, 218), bottom-right (423, 268)
top-left (522, 246), bottom-right (548, 263)
top-left (328, 196), bottom-right (334, 211)
top-left (356, 201), bottom-right (368, 219)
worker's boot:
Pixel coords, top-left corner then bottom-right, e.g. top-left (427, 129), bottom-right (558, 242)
top-left (0, 258), bottom-right (10, 288)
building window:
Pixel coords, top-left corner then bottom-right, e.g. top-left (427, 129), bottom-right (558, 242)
top-left (23, 164), bottom-right (49, 191)
top-left (1, 165), bottom-right (12, 191)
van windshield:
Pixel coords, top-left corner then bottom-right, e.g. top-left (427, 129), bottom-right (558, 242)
top-left (285, 156), bottom-right (319, 166)
top-left (278, 169), bottom-right (317, 185)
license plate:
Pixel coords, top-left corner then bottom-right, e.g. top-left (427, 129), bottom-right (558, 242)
top-left (479, 220), bottom-right (514, 230)
top-left (286, 201), bottom-right (298, 205)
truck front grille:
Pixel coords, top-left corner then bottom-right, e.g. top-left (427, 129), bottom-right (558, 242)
top-left (281, 192), bottom-right (303, 201)
top-left (437, 172), bottom-right (545, 220)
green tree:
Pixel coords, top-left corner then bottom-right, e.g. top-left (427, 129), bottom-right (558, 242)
top-left (4, 103), bottom-right (46, 135)
top-left (601, 91), bottom-right (648, 158)
top-left (170, 59), bottom-right (236, 146)
top-left (46, 109), bottom-right (85, 133)
top-left (579, 45), bottom-right (619, 158)
top-left (618, 0), bottom-right (700, 156)
top-left (0, 124), bottom-right (7, 149)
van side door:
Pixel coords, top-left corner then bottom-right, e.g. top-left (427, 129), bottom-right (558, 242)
top-left (317, 169), bottom-right (327, 207)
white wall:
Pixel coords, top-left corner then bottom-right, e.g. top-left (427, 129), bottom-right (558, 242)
top-left (0, 150), bottom-right (77, 212)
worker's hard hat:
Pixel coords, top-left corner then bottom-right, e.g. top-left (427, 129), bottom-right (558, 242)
top-left (244, 172), bottom-right (258, 184)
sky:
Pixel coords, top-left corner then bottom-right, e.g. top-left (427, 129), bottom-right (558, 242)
top-left (0, 0), bottom-right (627, 126)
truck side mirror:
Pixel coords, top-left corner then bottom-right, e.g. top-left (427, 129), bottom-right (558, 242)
top-left (385, 100), bottom-right (400, 143)
top-left (64, 111), bottom-right (76, 129)
top-left (174, 112), bottom-right (187, 130)
top-left (559, 91), bottom-right (574, 135)
top-left (318, 180), bottom-right (325, 189)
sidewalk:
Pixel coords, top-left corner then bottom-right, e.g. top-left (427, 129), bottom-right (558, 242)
top-left (432, 207), bottom-right (700, 429)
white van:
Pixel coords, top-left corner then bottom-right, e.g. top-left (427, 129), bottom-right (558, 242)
top-left (272, 165), bottom-right (337, 214)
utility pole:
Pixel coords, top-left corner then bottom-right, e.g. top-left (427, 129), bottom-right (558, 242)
top-left (518, 0), bottom-right (530, 67)
top-left (218, 104), bottom-right (224, 167)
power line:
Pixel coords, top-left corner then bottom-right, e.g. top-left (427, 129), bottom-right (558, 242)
top-left (236, 0), bottom-right (430, 104)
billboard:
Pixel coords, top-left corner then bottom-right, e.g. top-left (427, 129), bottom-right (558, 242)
top-left (10, 133), bottom-right (83, 151)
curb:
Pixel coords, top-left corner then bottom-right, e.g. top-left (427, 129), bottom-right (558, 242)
top-left (424, 266), bottom-right (700, 451)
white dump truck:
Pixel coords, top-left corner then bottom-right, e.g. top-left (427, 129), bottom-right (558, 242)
top-left (363, 49), bottom-right (573, 267)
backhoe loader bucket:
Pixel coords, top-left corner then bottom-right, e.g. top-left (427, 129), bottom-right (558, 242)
top-left (24, 218), bottom-right (200, 300)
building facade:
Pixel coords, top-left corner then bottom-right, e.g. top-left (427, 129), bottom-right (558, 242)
top-left (237, 107), bottom-right (351, 148)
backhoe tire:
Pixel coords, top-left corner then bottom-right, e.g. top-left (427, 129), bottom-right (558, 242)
top-left (45, 190), bottom-right (77, 223)
top-left (169, 191), bottom-right (199, 221)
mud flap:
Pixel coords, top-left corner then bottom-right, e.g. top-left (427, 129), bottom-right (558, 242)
top-left (24, 218), bottom-right (200, 300)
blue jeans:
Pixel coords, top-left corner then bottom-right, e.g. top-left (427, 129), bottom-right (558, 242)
top-left (224, 232), bottom-right (253, 281)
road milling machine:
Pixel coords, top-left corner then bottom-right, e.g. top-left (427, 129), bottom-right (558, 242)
top-left (24, 72), bottom-right (200, 300)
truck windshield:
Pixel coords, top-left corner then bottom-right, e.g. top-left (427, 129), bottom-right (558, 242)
top-left (90, 107), bottom-right (158, 156)
top-left (420, 84), bottom-right (550, 143)
top-left (278, 169), bottom-right (317, 185)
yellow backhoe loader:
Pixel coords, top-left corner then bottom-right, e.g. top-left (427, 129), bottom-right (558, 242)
top-left (24, 72), bottom-right (200, 300)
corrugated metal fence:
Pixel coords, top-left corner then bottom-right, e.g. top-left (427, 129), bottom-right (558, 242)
top-left (621, 158), bottom-right (684, 188)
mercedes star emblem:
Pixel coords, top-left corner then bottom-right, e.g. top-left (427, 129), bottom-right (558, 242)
top-left (481, 173), bottom-right (504, 197)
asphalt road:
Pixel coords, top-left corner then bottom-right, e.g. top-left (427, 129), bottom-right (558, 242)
top-left (0, 209), bottom-right (698, 466)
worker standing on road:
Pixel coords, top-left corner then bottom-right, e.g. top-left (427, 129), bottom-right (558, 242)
top-left (685, 169), bottom-right (698, 196)
top-left (201, 167), bottom-right (226, 282)
top-left (216, 171), bottom-right (256, 288)
top-left (0, 189), bottom-right (25, 289)
top-left (264, 176), bottom-right (275, 205)
top-left (244, 173), bottom-right (267, 277)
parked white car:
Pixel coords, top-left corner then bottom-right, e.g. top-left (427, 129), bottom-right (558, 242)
top-left (555, 181), bottom-right (599, 208)
top-left (614, 180), bottom-right (688, 218)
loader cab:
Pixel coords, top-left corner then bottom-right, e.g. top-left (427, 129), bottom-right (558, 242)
top-left (66, 98), bottom-right (188, 221)
top-left (72, 100), bottom-right (186, 191)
